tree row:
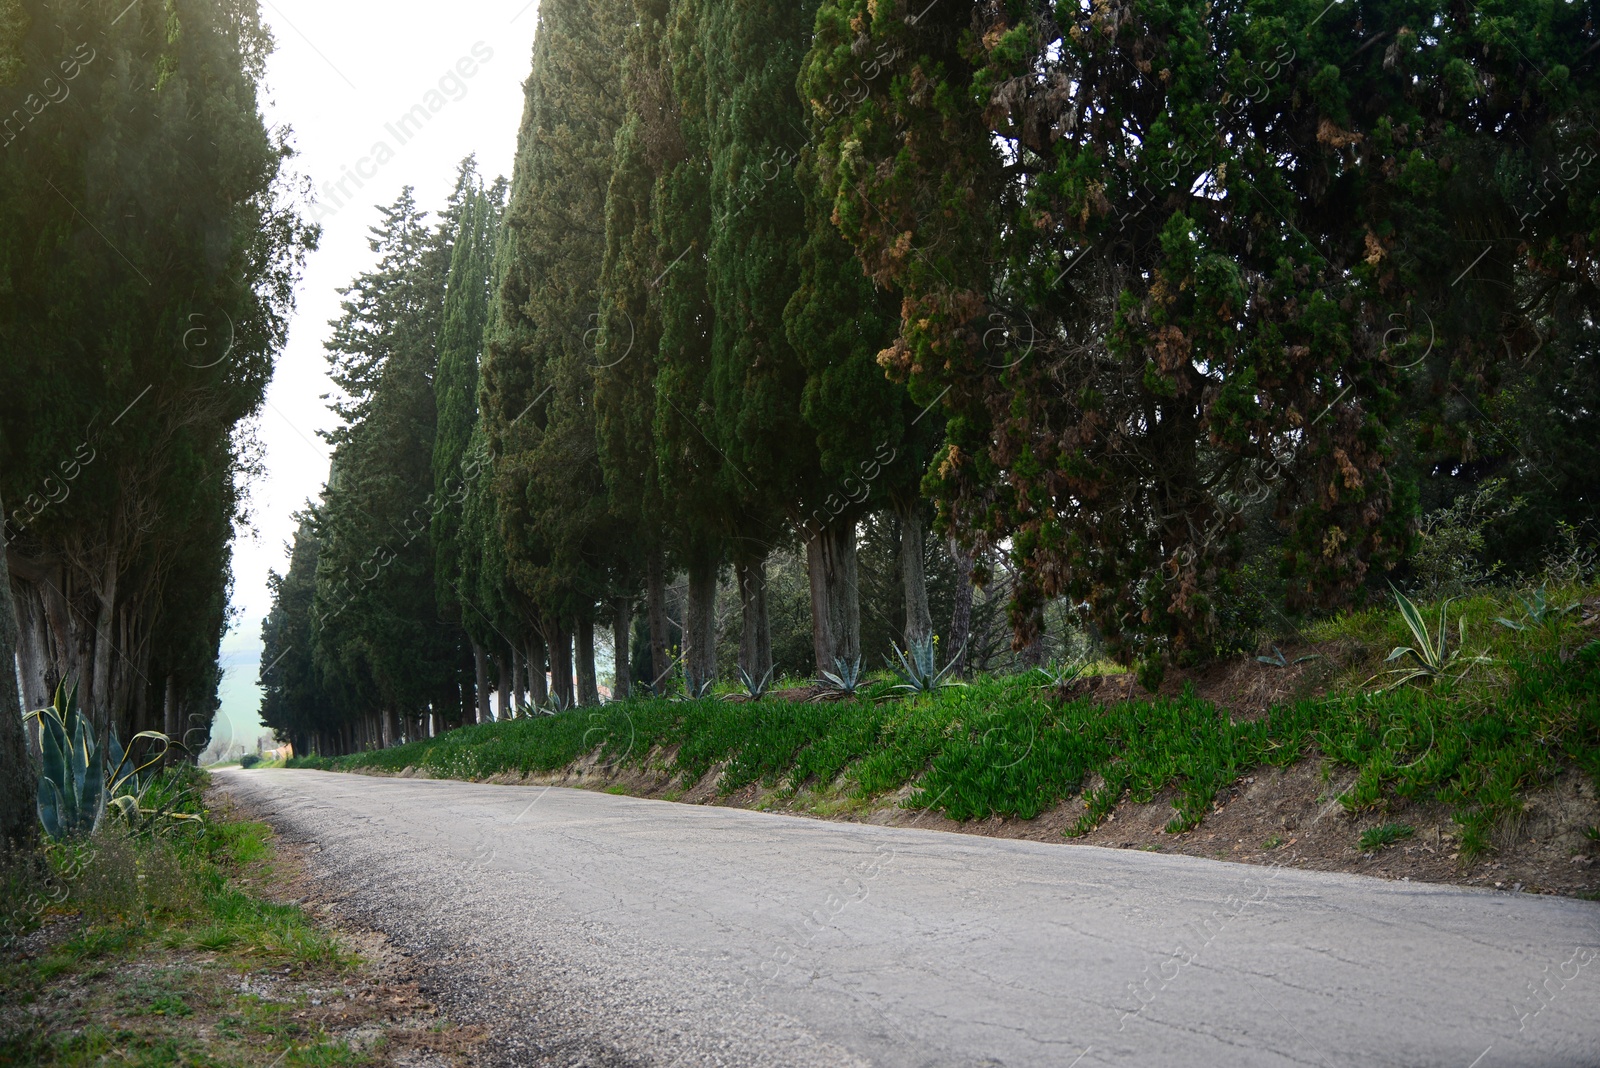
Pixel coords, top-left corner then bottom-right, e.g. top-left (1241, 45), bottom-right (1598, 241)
top-left (261, 0), bottom-right (1600, 753)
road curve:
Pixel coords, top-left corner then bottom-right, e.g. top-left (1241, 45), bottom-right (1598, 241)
top-left (212, 768), bottom-right (1600, 1068)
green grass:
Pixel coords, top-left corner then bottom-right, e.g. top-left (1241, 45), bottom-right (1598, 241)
top-left (1, 771), bottom-right (368, 1066)
top-left (1358, 823), bottom-right (1417, 852)
top-left (291, 586), bottom-right (1600, 864)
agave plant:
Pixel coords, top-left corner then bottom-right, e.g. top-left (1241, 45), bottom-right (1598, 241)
top-left (737, 665), bottom-right (774, 700)
top-left (679, 674), bottom-right (716, 701)
top-left (1495, 586), bottom-right (1578, 632)
top-left (1256, 645), bottom-right (1322, 669)
top-left (1376, 588), bottom-right (1491, 689)
top-left (538, 689), bottom-right (574, 715)
top-left (1034, 659), bottom-right (1086, 689)
top-left (27, 680), bottom-right (180, 840)
top-left (818, 656), bottom-right (863, 695)
top-left (885, 635), bottom-right (964, 695)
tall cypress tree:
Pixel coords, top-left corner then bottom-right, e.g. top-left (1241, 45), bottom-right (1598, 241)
top-left (652, 0), bottom-right (724, 691)
top-left (700, 0), bottom-right (821, 682)
top-left (433, 165), bottom-right (505, 721)
top-left (786, 135), bottom-right (945, 662)
top-left (314, 186), bottom-right (457, 744)
top-left (1, 0), bottom-right (314, 743)
top-left (483, 0), bottom-right (628, 706)
top-left (259, 518), bottom-right (331, 755)
top-left (596, 0), bottom-right (674, 694)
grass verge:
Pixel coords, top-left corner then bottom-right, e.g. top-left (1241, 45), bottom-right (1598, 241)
top-left (291, 585), bottom-right (1600, 872)
top-left (0, 770), bottom-right (471, 1066)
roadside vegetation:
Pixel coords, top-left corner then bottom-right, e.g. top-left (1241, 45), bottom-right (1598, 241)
top-left (1, 768), bottom-right (466, 1066)
top-left (293, 583), bottom-right (1600, 868)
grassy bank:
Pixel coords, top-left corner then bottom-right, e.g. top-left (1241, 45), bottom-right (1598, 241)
top-left (293, 586), bottom-right (1600, 866)
top-left (1, 771), bottom-right (469, 1066)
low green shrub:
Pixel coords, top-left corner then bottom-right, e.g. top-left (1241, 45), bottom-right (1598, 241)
top-left (296, 588), bottom-right (1599, 862)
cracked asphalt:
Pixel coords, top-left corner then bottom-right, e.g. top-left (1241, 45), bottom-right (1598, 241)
top-left (212, 768), bottom-right (1600, 1067)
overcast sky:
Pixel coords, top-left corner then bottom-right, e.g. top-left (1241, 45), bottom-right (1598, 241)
top-left (210, 1), bottom-right (540, 751)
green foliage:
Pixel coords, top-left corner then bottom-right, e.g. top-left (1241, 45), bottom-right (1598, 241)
top-left (1, 0), bottom-right (315, 753)
top-left (307, 183), bottom-right (468, 734)
top-left (1034, 661), bottom-right (1086, 690)
top-left (29, 682), bottom-right (105, 840)
top-left (482, 0), bottom-right (630, 640)
top-left (433, 165), bottom-right (505, 623)
top-left (1257, 647), bottom-right (1320, 669)
top-left (1358, 823), bottom-right (1415, 853)
top-left (802, 0), bottom-right (1599, 669)
top-left (306, 585), bottom-right (1600, 869)
top-left (1408, 479), bottom-right (1525, 599)
top-left (1495, 586), bottom-right (1578, 633)
top-left (237, 754), bottom-right (261, 769)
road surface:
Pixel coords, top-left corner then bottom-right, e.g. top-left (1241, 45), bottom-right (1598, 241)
top-left (212, 768), bottom-right (1600, 1067)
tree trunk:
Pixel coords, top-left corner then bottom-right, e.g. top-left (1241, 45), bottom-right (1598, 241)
top-left (162, 674), bottom-right (177, 749)
top-left (806, 520), bottom-right (860, 675)
top-left (948, 536), bottom-right (976, 677)
top-left (497, 651), bottom-right (511, 721)
top-left (472, 640), bottom-right (490, 723)
top-left (575, 615), bottom-right (599, 706)
top-left (684, 555), bottom-right (718, 692)
top-left (647, 551), bottom-right (669, 690)
top-left (556, 620), bottom-right (577, 705)
top-left (89, 547), bottom-right (119, 738)
top-left (12, 580), bottom-right (50, 712)
top-left (1019, 601), bottom-right (1048, 669)
top-left (734, 551), bottom-right (772, 683)
top-left (526, 634), bottom-right (548, 706)
top-left (897, 502), bottom-right (933, 647)
top-left (0, 514), bottom-right (39, 855)
top-left (511, 648), bottom-right (525, 716)
top-left (610, 597), bottom-right (631, 699)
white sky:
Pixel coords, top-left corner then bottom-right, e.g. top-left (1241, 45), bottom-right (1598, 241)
top-left (211, 0), bottom-right (540, 750)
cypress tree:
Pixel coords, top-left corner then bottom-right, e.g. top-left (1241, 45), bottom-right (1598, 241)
top-left (701, 0), bottom-right (823, 682)
top-left (482, 0), bottom-right (629, 705)
top-left (596, 0), bottom-right (674, 694)
top-left (433, 165), bottom-right (505, 721)
top-left (313, 186), bottom-right (458, 743)
top-left (259, 518), bottom-right (332, 755)
top-left (785, 2), bottom-right (947, 667)
top-left (0, 0), bottom-right (314, 742)
top-left (653, 0), bottom-right (723, 691)
top-left (804, 0), bottom-right (1598, 672)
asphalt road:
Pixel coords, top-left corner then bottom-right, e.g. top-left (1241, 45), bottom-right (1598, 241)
top-left (212, 769), bottom-right (1600, 1068)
